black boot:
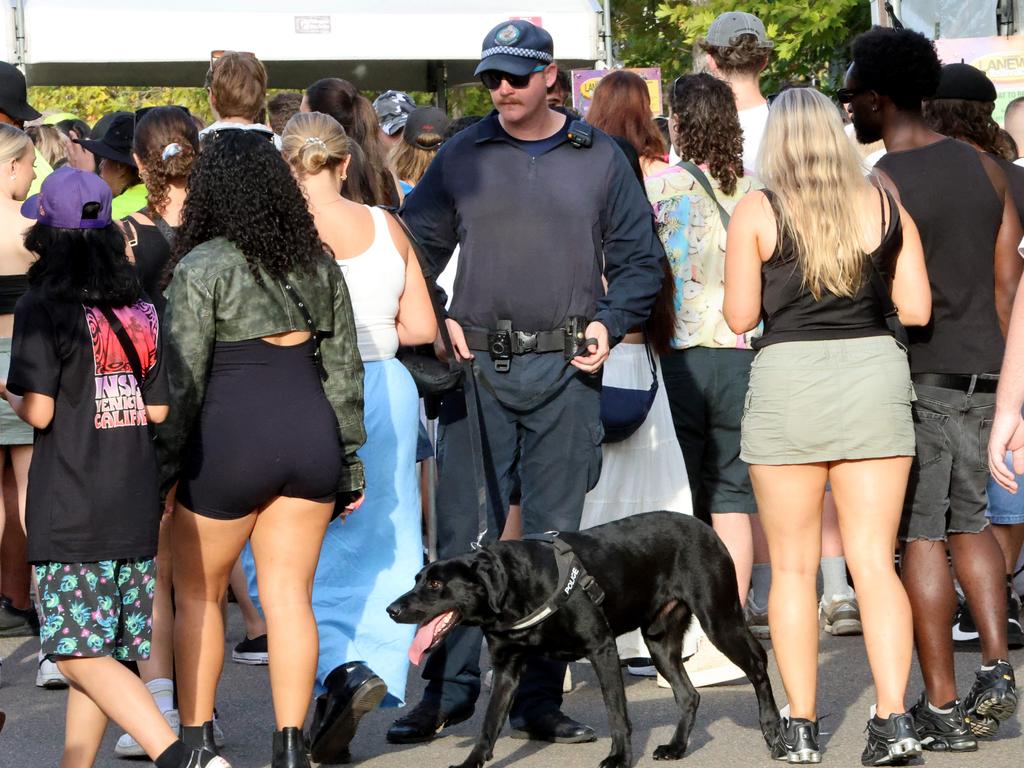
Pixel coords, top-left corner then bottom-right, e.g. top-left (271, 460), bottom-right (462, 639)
top-left (308, 662), bottom-right (387, 763)
top-left (181, 722), bottom-right (219, 756)
top-left (272, 727), bottom-right (310, 768)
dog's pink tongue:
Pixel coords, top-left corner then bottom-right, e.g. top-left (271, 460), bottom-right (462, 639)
top-left (408, 615), bottom-right (446, 665)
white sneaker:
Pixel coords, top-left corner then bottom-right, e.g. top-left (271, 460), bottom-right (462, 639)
top-left (184, 749), bottom-right (233, 768)
top-left (36, 656), bottom-right (68, 689)
top-left (115, 709), bottom-right (181, 757)
top-left (656, 639), bottom-right (747, 689)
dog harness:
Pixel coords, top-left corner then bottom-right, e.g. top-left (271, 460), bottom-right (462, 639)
top-left (491, 533), bottom-right (606, 632)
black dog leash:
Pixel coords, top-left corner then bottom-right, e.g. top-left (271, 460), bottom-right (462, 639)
top-left (489, 533), bottom-right (606, 632)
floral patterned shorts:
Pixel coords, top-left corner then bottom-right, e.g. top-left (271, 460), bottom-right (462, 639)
top-left (34, 558), bottom-right (156, 661)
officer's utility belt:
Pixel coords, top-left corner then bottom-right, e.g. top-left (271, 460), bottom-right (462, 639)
top-left (464, 317), bottom-right (589, 372)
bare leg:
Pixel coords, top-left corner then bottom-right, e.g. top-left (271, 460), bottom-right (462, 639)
top-left (821, 492), bottom-right (845, 558)
top-left (829, 458), bottom-right (913, 717)
top-left (500, 504), bottom-right (522, 541)
top-left (249, 496), bottom-right (333, 729)
top-left (748, 463), bottom-right (826, 721)
top-left (173, 504), bottom-right (256, 726)
top-left (60, 683), bottom-right (108, 768)
top-left (991, 523), bottom-right (1024, 577)
top-left (0, 456), bottom-right (30, 610)
top-left (711, 512), bottom-right (753, 604)
top-left (57, 656), bottom-right (178, 762)
top-left (11, 444), bottom-right (30, 534)
top-left (137, 513), bottom-right (175, 684)
top-left (901, 539), bottom-right (958, 705)
top-left (950, 530), bottom-right (1008, 662)
top-left (229, 556), bottom-right (266, 640)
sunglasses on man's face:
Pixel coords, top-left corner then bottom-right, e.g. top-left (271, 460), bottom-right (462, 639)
top-left (480, 65), bottom-right (547, 91)
top-left (836, 87), bottom-right (869, 105)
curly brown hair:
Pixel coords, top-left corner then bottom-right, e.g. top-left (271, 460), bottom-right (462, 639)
top-left (923, 98), bottom-right (1016, 161)
top-left (699, 34), bottom-right (770, 77)
top-left (670, 73), bottom-right (743, 195)
top-left (134, 106), bottom-right (200, 216)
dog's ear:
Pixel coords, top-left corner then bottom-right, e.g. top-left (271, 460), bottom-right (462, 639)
top-left (472, 551), bottom-right (508, 615)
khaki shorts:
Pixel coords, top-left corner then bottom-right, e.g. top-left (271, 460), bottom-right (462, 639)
top-left (0, 336), bottom-right (33, 445)
top-left (741, 336), bottom-right (916, 465)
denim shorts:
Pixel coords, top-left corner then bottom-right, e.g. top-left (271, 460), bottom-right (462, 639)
top-left (987, 452), bottom-right (1024, 525)
top-left (900, 382), bottom-right (994, 542)
top-left (35, 558), bottom-right (156, 661)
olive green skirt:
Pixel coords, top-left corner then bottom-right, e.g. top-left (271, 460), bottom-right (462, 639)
top-left (740, 335), bottom-right (916, 465)
top-left (1, 336), bottom-right (33, 446)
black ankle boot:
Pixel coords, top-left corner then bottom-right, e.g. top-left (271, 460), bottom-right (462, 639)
top-left (272, 727), bottom-right (310, 768)
top-left (181, 722), bottom-right (219, 755)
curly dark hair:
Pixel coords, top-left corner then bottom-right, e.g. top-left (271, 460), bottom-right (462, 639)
top-left (923, 98), bottom-right (1016, 161)
top-left (699, 34), bottom-right (770, 76)
top-left (670, 74), bottom-right (743, 195)
top-left (167, 130), bottom-right (326, 285)
top-left (851, 27), bottom-right (941, 111)
top-left (25, 223), bottom-right (141, 305)
top-left (134, 106), bottom-right (200, 216)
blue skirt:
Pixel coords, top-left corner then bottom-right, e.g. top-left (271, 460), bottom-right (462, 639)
top-left (244, 357), bottom-right (423, 704)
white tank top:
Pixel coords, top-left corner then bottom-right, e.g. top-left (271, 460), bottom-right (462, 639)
top-left (335, 206), bottom-right (405, 362)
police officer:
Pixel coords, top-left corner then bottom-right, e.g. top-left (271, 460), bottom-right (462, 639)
top-left (386, 20), bottom-right (665, 745)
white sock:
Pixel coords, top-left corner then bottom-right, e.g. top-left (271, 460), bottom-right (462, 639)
top-left (147, 677), bottom-right (175, 714)
top-left (928, 700), bottom-right (954, 714)
top-left (820, 556), bottom-right (855, 602)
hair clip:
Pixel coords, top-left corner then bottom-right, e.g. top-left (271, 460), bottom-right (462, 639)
top-left (304, 136), bottom-right (328, 149)
top-left (162, 142), bottom-right (182, 161)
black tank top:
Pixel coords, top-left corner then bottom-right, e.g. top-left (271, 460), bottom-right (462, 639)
top-left (753, 187), bottom-right (901, 350)
top-left (876, 138), bottom-right (1004, 374)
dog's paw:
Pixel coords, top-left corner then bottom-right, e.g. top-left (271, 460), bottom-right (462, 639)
top-left (653, 743), bottom-right (687, 761)
top-left (598, 754), bottom-right (630, 768)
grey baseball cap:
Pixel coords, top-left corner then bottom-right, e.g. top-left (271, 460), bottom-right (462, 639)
top-left (705, 12), bottom-right (774, 49)
top-left (373, 90), bottom-right (416, 136)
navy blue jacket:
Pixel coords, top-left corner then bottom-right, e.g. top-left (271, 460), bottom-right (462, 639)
top-left (401, 111), bottom-right (665, 343)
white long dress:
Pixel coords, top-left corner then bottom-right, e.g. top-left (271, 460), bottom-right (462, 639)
top-left (582, 341), bottom-right (700, 659)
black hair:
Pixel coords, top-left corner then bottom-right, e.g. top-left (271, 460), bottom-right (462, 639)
top-left (54, 118), bottom-right (92, 140)
top-left (444, 115), bottom-right (483, 140)
top-left (851, 27), bottom-right (941, 111)
top-left (24, 224), bottom-right (141, 305)
top-left (168, 130), bottom-right (327, 285)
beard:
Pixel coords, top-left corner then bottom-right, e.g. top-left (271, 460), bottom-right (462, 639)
top-left (852, 117), bottom-right (883, 145)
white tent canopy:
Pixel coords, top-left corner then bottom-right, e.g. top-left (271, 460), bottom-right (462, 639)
top-left (4, 0), bottom-right (603, 91)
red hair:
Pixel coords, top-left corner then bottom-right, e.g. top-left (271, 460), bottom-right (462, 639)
top-left (587, 71), bottom-right (666, 161)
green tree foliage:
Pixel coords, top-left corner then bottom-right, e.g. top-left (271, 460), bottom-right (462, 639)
top-left (636, 0), bottom-right (871, 94)
top-left (28, 86), bottom-right (213, 126)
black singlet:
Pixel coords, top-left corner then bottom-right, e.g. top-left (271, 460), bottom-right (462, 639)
top-left (754, 186), bottom-right (902, 350)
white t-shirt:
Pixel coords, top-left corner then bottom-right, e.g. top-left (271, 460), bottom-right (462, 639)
top-left (738, 102), bottom-right (769, 176)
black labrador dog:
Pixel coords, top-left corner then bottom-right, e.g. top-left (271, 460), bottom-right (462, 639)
top-left (387, 511), bottom-right (780, 768)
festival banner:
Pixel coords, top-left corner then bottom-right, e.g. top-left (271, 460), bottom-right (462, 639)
top-left (571, 67), bottom-right (663, 116)
top-left (935, 36), bottom-right (1024, 124)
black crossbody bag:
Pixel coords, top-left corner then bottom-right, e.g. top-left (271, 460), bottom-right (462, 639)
top-left (98, 306), bottom-right (146, 388)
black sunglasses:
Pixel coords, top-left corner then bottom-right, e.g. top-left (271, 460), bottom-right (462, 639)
top-left (480, 65), bottom-right (547, 91)
top-left (836, 87), bottom-right (869, 105)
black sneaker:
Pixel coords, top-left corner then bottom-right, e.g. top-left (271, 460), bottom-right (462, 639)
top-left (963, 660), bottom-right (1018, 737)
top-left (770, 717), bottom-right (820, 764)
top-left (908, 693), bottom-right (977, 752)
top-left (952, 599), bottom-right (979, 646)
top-left (231, 634), bottom-right (268, 665)
top-left (861, 712), bottom-right (921, 766)
top-left (0, 595), bottom-right (39, 637)
top-left (1008, 587), bottom-right (1023, 650)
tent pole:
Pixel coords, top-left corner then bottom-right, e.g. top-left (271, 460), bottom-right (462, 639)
top-left (602, 0), bottom-right (617, 67)
top-left (12, 0), bottom-right (26, 72)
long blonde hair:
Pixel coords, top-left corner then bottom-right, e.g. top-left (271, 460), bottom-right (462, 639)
top-left (758, 88), bottom-right (873, 299)
top-left (280, 111), bottom-right (351, 177)
top-left (0, 123), bottom-right (32, 165)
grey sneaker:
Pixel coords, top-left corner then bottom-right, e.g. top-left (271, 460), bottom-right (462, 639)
top-left (746, 602), bottom-right (770, 639)
top-left (820, 596), bottom-right (862, 636)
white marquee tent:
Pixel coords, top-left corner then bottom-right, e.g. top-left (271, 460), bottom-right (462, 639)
top-left (2, 0), bottom-right (604, 91)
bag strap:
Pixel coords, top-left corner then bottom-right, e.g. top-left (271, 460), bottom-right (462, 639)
top-left (865, 184), bottom-right (900, 321)
top-left (151, 213), bottom-right (177, 248)
top-left (278, 280), bottom-right (327, 381)
top-left (97, 305), bottom-right (146, 390)
top-left (379, 207), bottom-right (492, 547)
top-left (676, 160), bottom-right (731, 227)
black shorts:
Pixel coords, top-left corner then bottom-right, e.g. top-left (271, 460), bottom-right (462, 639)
top-left (179, 339), bottom-right (343, 519)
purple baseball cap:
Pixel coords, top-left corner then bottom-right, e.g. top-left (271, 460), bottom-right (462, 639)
top-left (21, 166), bottom-right (113, 229)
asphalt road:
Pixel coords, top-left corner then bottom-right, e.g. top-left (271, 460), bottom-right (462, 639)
top-left (1, 609), bottom-right (1021, 768)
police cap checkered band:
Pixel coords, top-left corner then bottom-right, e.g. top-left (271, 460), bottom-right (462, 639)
top-left (479, 46), bottom-right (553, 63)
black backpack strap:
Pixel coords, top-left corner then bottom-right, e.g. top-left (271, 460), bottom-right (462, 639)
top-left (676, 160), bottom-right (731, 227)
top-left (97, 305), bottom-right (146, 389)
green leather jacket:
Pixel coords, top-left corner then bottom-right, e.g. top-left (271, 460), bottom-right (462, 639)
top-left (155, 237), bottom-right (366, 495)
